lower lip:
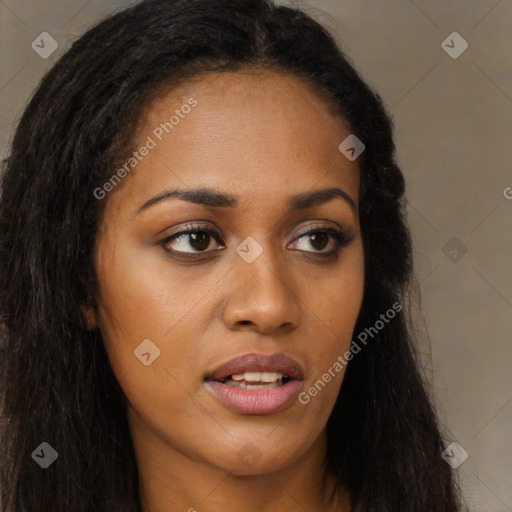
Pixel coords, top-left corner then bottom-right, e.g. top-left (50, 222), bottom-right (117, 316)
top-left (205, 379), bottom-right (302, 415)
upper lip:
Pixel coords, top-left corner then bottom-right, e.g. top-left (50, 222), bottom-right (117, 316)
top-left (205, 352), bottom-right (305, 381)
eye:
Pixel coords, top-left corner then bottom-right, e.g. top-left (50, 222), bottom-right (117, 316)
top-left (159, 224), bottom-right (225, 254)
top-left (288, 225), bottom-right (353, 254)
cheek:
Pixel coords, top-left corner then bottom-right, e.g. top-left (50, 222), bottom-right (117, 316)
top-left (92, 237), bottom-right (194, 391)
top-left (92, 233), bottom-right (219, 399)
top-left (305, 243), bottom-right (364, 340)
top-left (297, 244), bottom-right (364, 401)
top-left (94, 231), bottom-right (208, 344)
top-left (92, 245), bottom-right (215, 446)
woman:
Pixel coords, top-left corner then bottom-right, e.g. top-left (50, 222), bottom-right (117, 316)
top-left (0, 0), bottom-right (465, 510)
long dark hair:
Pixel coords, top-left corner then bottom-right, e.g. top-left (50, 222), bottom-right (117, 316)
top-left (0, 0), bottom-right (464, 510)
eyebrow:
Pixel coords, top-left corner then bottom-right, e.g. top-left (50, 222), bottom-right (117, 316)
top-left (136, 186), bottom-right (357, 216)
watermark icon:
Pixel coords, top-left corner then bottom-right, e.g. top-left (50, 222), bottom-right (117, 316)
top-left (338, 134), bottom-right (365, 161)
top-left (134, 339), bottom-right (161, 366)
top-left (442, 236), bottom-right (468, 263)
top-left (503, 187), bottom-right (512, 200)
top-left (31, 32), bottom-right (58, 59)
top-left (298, 301), bottom-right (402, 404)
top-left (442, 441), bottom-right (468, 469)
top-left (237, 442), bottom-right (263, 466)
top-left (31, 442), bottom-right (58, 469)
top-left (94, 97), bottom-right (198, 200)
top-left (236, 236), bottom-right (263, 263)
top-left (441, 32), bottom-right (468, 59)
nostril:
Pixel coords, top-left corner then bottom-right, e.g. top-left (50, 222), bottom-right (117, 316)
top-left (239, 320), bottom-right (251, 326)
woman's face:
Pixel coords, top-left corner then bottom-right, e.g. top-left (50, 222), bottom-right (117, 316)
top-left (89, 70), bottom-right (364, 476)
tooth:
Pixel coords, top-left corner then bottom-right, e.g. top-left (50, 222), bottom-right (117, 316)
top-left (260, 371), bottom-right (282, 382)
top-left (244, 372), bottom-right (261, 382)
top-left (228, 371), bottom-right (286, 383)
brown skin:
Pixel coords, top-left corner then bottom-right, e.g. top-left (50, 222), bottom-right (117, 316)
top-left (86, 70), bottom-right (363, 512)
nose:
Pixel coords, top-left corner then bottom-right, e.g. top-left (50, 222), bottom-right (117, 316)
top-left (221, 245), bottom-right (301, 335)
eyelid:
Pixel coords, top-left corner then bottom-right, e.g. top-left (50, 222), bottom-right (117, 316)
top-left (288, 222), bottom-right (354, 253)
top-left (292, 221), bottom-right (342, 237)
top-left (160, 222), bottom-right (222, 241)
top-left (158, 222), bottom-right (225, 254)
top-left (291, 222), bottom-right (352, 242)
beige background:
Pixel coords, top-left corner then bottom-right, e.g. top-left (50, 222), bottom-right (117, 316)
top-left (1, 0), bottom-right (511, 510)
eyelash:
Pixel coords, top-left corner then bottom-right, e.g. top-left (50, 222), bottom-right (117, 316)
top-left (292, 225), bottom-right (354, 254)
top-left (158, 222), bottom-right (353, 260)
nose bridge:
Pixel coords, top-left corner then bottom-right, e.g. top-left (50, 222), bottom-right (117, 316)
top-left (238, 240), bottom-right (284, 292)
top-left (222, 237), bottom-right (300, 332)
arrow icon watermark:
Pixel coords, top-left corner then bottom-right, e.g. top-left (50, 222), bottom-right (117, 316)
top-left (338, 134), bottom-right (365, 161)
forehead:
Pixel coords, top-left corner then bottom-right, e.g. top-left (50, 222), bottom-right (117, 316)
top-left (115, 70), bottom-right (360, 211)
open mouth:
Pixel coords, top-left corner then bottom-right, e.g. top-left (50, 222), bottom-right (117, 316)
top-left (215, 371), bottom-right (292, 389)
top-left (204, 353), bottom-right (304, 415)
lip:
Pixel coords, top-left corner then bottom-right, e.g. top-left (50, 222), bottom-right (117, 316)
top-left (204, 352), bottom-right (305, 415)
top-left (205, 379), bottom-right (302, 415)
top-left (205, 352), bottom-right (305, 381)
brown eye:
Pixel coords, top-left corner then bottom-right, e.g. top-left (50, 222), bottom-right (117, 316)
top-left (308, 232), bottom-right (329, 251)
top-left (189, 232), bottom-right (210, 251)
top-left (160, 227), bottom-right (225, 254)
top-left (288, 225), bottom-right (354, 254)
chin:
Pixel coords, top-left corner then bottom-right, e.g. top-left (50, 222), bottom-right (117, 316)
top-left (204, 433), bottom-right (311, 476)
